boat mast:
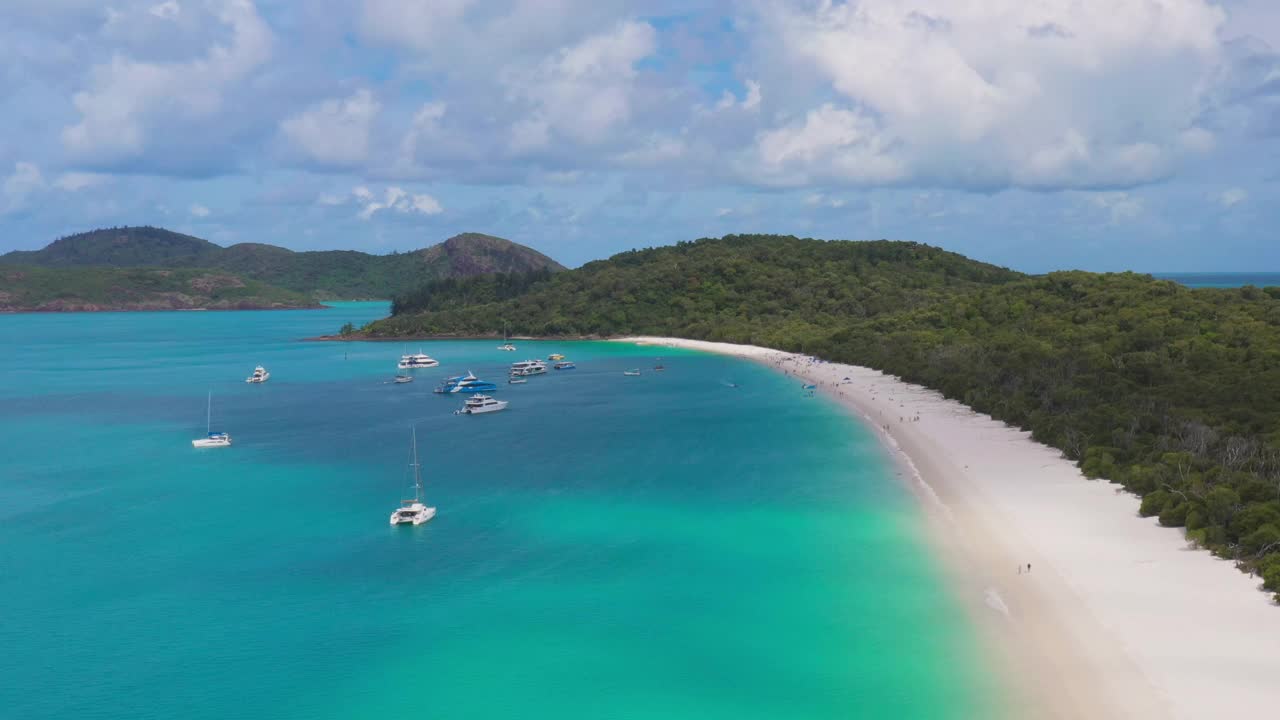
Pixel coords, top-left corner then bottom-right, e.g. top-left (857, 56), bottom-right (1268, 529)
top-left (410, 426), bottom-right (423, 502)
top-left (206, 391), bottom-right (212, 434)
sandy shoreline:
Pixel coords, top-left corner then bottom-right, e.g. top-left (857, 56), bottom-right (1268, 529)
top-left (616, 337), bottom-right (1280, 719)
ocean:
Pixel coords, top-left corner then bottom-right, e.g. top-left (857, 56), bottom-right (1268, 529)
top-left (0, 303), bottom-right (993, 719)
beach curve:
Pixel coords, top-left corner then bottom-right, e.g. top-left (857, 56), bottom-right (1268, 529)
top-left (615, 336), bottom-right (1280, 719)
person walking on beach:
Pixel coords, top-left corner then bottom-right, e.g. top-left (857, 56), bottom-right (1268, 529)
top-left (1027, 563), bottom-right (1032, 573)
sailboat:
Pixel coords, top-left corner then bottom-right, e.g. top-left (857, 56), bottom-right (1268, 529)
top-left (191, 391), bottom-right (232, 448)
top-left (389, 427), bottom-right (436, 526)
top-left (498, 320), bottom-right (516, 351)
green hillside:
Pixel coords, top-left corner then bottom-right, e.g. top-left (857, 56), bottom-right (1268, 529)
top-left (3, 227), bottom-right (565, 299)
top-left (370, 234), bottom-right (1022, 339)
top-left (0, 265), bottom-right (320, 311)
top-left (363, 233), bottom-right (1280, 600)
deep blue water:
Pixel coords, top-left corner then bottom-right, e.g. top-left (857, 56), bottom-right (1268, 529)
top-left (0, 303), bottom-right (993, 719)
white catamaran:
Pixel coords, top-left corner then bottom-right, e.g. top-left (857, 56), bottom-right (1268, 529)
top-left (498, 321), bottom-right (516, 352)
top-left (389, 427), bottom-right (436, 526)
top-left (191, 391), bottom-right (231, 448)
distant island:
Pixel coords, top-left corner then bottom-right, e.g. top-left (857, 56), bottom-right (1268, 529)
top-left (355, 233), bottom-right (1280, 601)
top-left (0, 226), bottom-right (564, 312)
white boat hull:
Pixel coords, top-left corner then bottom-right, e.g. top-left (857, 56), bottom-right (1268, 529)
top-left (389, 505), bottom-right (436, 525)
top-left (398, 361), bottom-right (439, 369)
top-left (464, 401), bottom-right (508, 414)
top-left (192, 438), bottom-right (232, 448)
top-left (246, 375), bottom-right (269, 383)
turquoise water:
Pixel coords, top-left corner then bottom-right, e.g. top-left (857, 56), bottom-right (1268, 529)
top-left (0, 303), bottom-right (994, 719)
top-left (1155, 272), bottom-right (1280, 288)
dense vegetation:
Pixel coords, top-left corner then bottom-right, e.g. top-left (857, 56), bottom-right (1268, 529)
top-left (3, 227), bottom-right (565, 300)
top-left (365, 234), bottom-right (1280, 600)
top-left (0, 265), bottom-right (319, 311)
top-left (371, 235), bottom-right (1022, 338)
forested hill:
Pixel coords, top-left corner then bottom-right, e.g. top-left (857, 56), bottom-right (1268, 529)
top-left (362, 233), bottom-right (1280, 601)
top-left (3, 227), bottom-right (565, 299)
top-left (0, 265), bottom-right (320, 311)
top-left (369, 235), bottom-right (1024, 339)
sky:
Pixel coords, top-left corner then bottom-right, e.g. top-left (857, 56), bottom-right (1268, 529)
top-left (1, 0), bottom-right (1278, 272)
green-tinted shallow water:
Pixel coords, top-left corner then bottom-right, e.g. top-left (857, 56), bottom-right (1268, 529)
top-left (0, 303), bottom-right (995, 719)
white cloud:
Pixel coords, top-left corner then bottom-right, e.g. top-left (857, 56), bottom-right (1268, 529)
top-left (61, 0), bottom-right (272, 163)
top-left (1089, 191), bottom-right (1144, 223)
top-left (149, 1), bottom-right (180, 19)
top-left (805, 193), bottom-right (847, 209)
top-left (325, 185), bottom-right (443, 220)
top-left (280, 89), bottom-right (381, 167)
top-left (1, 161), bottom-right (44, 214)
top-left (501, 21), bottom-right (657, 150)
top-left (1219, 187), bottom-right (1247, 208)
top-left (752, 104), bottom-right (905, 186)
top-left (53, 172), bottom-right (107, 192)
top-left (749, 0), bottom-right (1227, 190)
top-left (190, 203), bottom-right (210, 217)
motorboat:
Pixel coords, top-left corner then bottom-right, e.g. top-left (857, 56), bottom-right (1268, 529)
top-left (510, 359), bottom-right (547, 376)
top-left (390, 427), bottom-right (436, 526)
top-left (394, 374), bottom-right (414, 384)
top-left (245, 366), bottom-right (270, 383)
top-left (398, 350), bottom-right (440, 369)
top-left (553, 361), bottom-right (576, 370)
top-left (623, 369), bottom-right (641, 376)
top-left (498, 343), bottom-right (516, 351)
top-left (547, 353), bottom-right (565, 361)
top-left (191, 392), bottom-right (232, 448)
top-left (457, 394), bottom-right (509, 415)
top-left (508, 377), bottom-right (527, 385)
top-left (434, 371), bottom-right (498, 394)
top-left (653, 364), bottom-right (665, 371)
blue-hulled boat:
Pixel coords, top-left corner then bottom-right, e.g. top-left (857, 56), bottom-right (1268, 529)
top-left (434, 371), bottom-right (498, 394)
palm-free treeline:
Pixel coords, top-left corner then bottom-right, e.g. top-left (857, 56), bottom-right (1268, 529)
top-left (363, 234), bottom-right (1280, 599)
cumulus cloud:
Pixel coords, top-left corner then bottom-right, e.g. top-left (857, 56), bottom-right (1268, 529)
top-left (190, 203), bottom-right (210, 217)
top-left (53, 172), bottom-right (108, 192)
top-left (1, 161), bottom-right (44, 214)
top-left (502, 21), bottom-right (657, 151)
top-left (1089, 191), bottom-right (1145, 223)
top-left (61, 0), bottom-right (272, 165)
top-left (1219, 187), bottom-right (1248, 208)
top-left (280, 89), bottom-right (381, 167)
top-left (323, 186), bottom-right (444, 220)
top-left (149, 1), bottom-right (180, 19)
top-left (746, 0), bottom-right (1227, 190)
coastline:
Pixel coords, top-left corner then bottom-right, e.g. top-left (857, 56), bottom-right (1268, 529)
top-left (615, 336), bottom-right (1280, 719)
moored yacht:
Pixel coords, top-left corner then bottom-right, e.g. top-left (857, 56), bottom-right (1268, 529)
top-left (390, 427), bottom-right (436, 526)
top-left (434, 371), bottom-right (498, 394)
top-left (398, 350), bottom-right (440, 369)
top-left (457, 394), bottom-right (508, 415)
top-left (553, 361), bottom-right (576, 370)
top-left (245, 365), bottom-right (270, 383)
top-left (624, 369), bottom-right (641, 376)
top-left (497, 321), bottom-right (516, 351)
top-left (547, 353), bottom-right (565, 361)
top-left (510, 359), bottom-right (547, 376)
top-left (191, 392), bottom-right (232, 448)
top-left (394, 374), bottom-right (414, 384)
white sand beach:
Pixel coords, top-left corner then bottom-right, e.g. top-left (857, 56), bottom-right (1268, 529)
top-left (616, 337), bottom-right (1280, 719)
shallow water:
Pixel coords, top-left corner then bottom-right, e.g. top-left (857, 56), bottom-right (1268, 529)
top-left (0, 303), bottom-right (994, 719)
